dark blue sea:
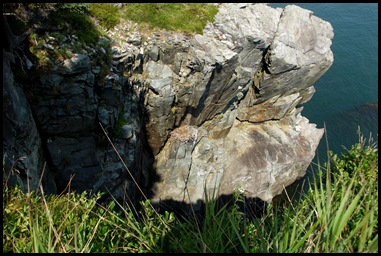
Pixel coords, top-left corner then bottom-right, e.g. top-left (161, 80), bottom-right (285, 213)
top-left (270, 3), bottom-right (378, 162)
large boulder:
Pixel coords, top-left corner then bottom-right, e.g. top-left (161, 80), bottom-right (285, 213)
top-left (147, 3), bottom-right (333, 209)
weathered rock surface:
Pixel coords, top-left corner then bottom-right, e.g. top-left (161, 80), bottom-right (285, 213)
top-left (3, 3), bottom-right (333, 212)
top-left (150, 3), bottom-right (332, 207)
top-left (3, 49), bottom-right (56, 193)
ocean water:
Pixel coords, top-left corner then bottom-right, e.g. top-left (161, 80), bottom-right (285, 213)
top-left (270, 3), bottom-right (378, 161)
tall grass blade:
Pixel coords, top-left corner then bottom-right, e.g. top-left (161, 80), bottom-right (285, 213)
top-left (289, 214), bottom-right (322, 252)
top-left (366, 234), bottom-right (378, 252)
top-left (228, 215), bottom-right (249, 253)
top-left (331, 176), bottom-right (363, 247)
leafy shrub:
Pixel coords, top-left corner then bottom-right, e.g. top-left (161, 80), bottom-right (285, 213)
top-left (330, 136), bottom-right (378, 180)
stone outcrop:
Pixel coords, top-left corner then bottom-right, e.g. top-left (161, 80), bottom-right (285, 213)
top-left (3, 3), bottom-right (333, 211)
top-left (148, 3), bottom-right (333, 206)
top-left (3, 49), bottom-right (56, 193)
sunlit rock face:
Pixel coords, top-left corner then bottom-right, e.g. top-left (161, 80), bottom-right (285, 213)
top-left (149, 3), bottom-right (332, 207)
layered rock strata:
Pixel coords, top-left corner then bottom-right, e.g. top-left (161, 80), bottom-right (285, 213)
top-left (3, 3), bottom-right (333, 210)
top-left (149, 3), bottom-right (333, 206)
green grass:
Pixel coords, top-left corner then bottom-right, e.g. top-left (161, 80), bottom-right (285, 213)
top-left (164, 189), bottom-right (247, 253)
top-left (113, 110), bottom-right (128, 138)
top-left (2, 186), bottom-right (175, 253)
top-left (46, 4), bottom-right (103, 46)
top-left (119, 3), bottom-right (219, 35)
top-left (13, 3), bottom-right (218, 81)
top-left (3, 129), bottom-right (378, 253)
top-left (24, 4), bottom-right (105, 74)
top-left (88, 3), bottom-right (120, 30)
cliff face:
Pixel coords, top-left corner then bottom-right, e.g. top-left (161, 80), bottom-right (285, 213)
top-left (3, 4), bottom-right (333, 209)
top-left (148, 3), bottom-right (333, 205)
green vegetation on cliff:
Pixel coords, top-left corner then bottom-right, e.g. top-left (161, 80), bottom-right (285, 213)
top-left (3, 131), bottom-right (378, 253)
top-left (4, 3), bottom-right (219, 88)
top-left (4, 3), bottom-right (218, 46)
top-left (119, 3), bottom-right (219, 34)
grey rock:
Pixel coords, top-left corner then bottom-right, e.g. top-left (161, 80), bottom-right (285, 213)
top-left (44, 43), bottom-right (54, 50)
top-left (100, 88), bottom-right (121, 107)
top-left (127, 32), bottom-right (142, 46)
top-left (40, 74), bottom-right (64, 88)
top-left (237, 3), bottom-right (249, 9)
top-left (46, 137), bottom-right (102, 192)
top-left (147, 45), bottom-right (160, 61)
top-left (98, 107), bottom-right (110, 126)
top-left (121, 125), bottom-right (134, 139)
top-left (3, 49), bottom-right (56, 194)
top-left (143, 61), bottom-right (176, 154)
top-left (148, 3), bottom-right (333, 209)
top-left (99, 47), bottom-right (107, 55)
top-left (92, 66), bottom-right (101, 74)
top-left (53, 54), bottom-right (90, 75)
top-left (23, 55), bottom-right (33, 69)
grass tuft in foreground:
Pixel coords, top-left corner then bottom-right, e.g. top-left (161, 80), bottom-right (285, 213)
top-left (2, 186), bottom-right (175, 253)
top-left (3, 130), bottom-right (378, 252)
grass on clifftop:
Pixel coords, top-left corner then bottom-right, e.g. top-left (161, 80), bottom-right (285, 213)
top-left (88, 3), bottom-right (219, 34)
top-left (9, 3), bottom-right (218, 81)
top-left (119, 3), bottom-right (219, 34)
top-left (3, 129), bottom-right (378, 253)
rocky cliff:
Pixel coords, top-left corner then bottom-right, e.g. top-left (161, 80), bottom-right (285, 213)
top-left (3, 3), bottom-right (333, 212)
